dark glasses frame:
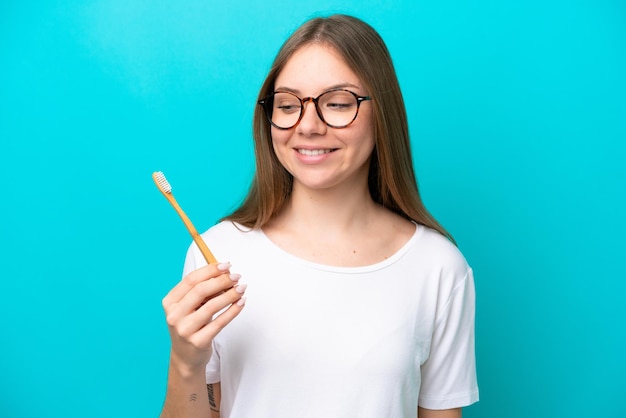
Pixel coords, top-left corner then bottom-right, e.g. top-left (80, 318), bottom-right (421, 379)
top-left (258, 88), bottom-right (372, 130)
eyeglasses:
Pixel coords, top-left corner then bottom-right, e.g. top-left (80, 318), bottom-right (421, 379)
top-left (258, 88), bottom-right (372, 130)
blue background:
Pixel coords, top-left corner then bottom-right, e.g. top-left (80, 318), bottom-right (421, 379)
top-left (1, 1), bottom-right (625, 417)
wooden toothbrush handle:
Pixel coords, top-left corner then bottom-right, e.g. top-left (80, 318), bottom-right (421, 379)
top-left (164, 192), bottom-right (218, 265)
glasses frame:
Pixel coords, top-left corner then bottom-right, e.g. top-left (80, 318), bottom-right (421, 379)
top-left (258, 88), bottom-right (372, 130)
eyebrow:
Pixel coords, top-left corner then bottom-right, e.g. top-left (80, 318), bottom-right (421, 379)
top-left (274, 82), bottom-right (363, 95)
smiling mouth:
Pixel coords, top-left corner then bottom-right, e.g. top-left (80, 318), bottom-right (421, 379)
top-left (296, 149), bottom-right (336, 156)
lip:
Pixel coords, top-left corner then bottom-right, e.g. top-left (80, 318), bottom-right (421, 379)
top-left (293, 147), bottom-right (338, 163)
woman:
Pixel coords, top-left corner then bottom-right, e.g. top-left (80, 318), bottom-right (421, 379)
top-left (161, 14), bottom-right (478, 418)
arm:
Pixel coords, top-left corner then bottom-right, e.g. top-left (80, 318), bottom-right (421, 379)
top-left (160, 353), bottom-right (211, 418)
top-left (207, 383), bottom-right (221, 418)
top-left (160, 263), bottom-right (245, 418)
top-left (418, 407), bottom-right (462, 418)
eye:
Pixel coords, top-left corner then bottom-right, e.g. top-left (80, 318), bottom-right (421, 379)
top-left (326, 101), bottom-right (355, 111)
top-left (321, 91), bottom-right (356, 111)
top-left (276, 103), bottom-right (301, 114)
top-left (273, 93), bottom-right (301, 114)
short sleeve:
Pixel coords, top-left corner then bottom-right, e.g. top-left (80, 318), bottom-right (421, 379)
top-left (205, 341), bottom-right (221, 384)
top-left (418, 268), bottom-right (479, 409)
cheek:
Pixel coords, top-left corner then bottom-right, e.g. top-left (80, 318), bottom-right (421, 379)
top-left (270, 127), bottom-right (290, 146)
top-left (353, 113), bottom-right (376, 152)
top-left (270, 129), bottom-right (291, 165)
top-left (352, 102), bottom-right (374, 132)
top-left (361, 107), bottom-right (375, 135)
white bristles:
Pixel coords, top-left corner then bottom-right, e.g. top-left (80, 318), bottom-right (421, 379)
top-left (153, 171), bottom-right (172, 193)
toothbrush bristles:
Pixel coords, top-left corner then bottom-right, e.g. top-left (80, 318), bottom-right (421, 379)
top-left (154, 171), bottom-right (172, 193)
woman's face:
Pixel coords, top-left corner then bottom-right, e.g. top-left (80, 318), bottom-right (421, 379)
top-left (271, 43), bottom-right (375, 193)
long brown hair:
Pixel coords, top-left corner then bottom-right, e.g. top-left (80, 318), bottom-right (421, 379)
top-left (224, 14), bottom-right (454, 243)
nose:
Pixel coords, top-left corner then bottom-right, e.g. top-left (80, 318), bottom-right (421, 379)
top-left (296, 98), bottom-right (326, 135)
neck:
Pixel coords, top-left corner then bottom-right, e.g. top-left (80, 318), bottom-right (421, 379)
top-left (261, 177), bottom-right (417, 267)
top-left (273, 180), bottom-right (378, 233)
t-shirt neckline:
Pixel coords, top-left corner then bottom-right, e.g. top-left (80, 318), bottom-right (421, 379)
top-left (253, 222), bottom-right (424, 274)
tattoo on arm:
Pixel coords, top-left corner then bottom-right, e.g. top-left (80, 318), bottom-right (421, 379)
top-left (189, 393), bottom-right (198, 402)
top-left (207, 384), bottom-right (219, 413)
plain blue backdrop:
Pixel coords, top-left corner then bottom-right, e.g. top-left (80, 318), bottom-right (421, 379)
top-left (1, 1), bottom-right (625, 417)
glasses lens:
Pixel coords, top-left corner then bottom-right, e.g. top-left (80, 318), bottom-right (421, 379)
top-left (318, 90), bottom-right (359, 128)
top-left (269, 92), bottom-right (302, 129)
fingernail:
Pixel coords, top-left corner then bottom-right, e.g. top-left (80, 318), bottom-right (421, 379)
top-left (235, 283), bottom-right (247, 294)
top-left (236, 296), bottom-right (247, 307)
top-left (217, 262), bottom-right (231, 271)
top-left (229, 273), bottom-right (241, 282)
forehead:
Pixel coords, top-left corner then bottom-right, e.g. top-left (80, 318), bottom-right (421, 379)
top-left (275, 43), bottom-right (362, 94)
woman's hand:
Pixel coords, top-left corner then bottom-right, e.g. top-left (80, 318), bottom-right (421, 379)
top-left (162, 262), bottom-right (246, 373)
top-left (160, 263), bottom-right (245, 418)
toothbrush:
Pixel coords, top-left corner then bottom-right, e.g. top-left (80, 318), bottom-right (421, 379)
top-left (152, 171), bottom-right (218, 265)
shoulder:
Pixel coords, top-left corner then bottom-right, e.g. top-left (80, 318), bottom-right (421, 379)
top-left (407, 224), bottom-right (471, 286)
top-left (416, 226), bottom-right (467, 266)
top-left (406, 226), bottom-right (475, 331)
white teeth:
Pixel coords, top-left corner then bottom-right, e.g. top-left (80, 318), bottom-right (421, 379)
top-left (297, 149), bottom-right (333, 156)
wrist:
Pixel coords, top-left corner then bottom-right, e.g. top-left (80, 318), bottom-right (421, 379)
top-left (169, 350), bottom-right (209, 380)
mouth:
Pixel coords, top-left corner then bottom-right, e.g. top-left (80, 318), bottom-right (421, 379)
top-left (296, 148), bottom-right (337, 156)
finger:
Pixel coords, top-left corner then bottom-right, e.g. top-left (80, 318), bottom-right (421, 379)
top-left (189, 292), bottom-right (247, 345)
top-left (174, 273), bottom-right (240, 317)
top-left (165, 274), bottom-right (235, 328)
top-left (199, 272), bottom-right (241, 305)
top-left (162, 262), bottom-right (231, 308)
top-left (197, 283), bottom-right (247, 319)
top-left (177, 284), bottom-right (247, 339)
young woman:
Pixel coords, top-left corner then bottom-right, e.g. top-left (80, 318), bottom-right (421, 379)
top-left (160, 14), bottom-right (478, 418)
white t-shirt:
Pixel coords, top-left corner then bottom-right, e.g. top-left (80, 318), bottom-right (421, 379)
top-left (182, 221), bottom-right (479, 417)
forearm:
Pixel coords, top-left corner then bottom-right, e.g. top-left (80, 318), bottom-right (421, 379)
top-left (160, 263), bottom-right (245, 417)
top-left (160, 355), bottom-right (211, 418)
top-left (207, 383), bottom-right (221, 418)
top-left (418, 407), bottom-right (462, 418)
